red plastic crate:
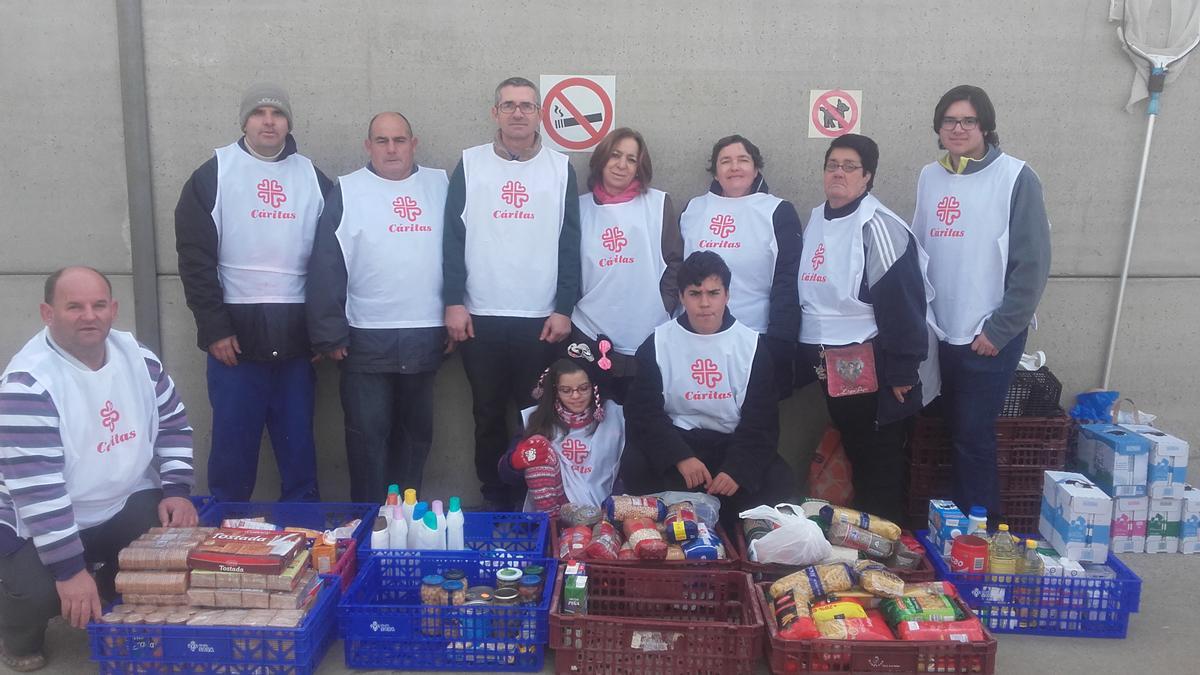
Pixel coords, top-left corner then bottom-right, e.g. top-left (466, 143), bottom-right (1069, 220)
top-left (550, 520), bottom-right (739, 567)
top-left (550, 565), bottom-right (763, 675)
top-left (734, 526), bottom-right (936, 583)
top-left (908, 465), bottom-right (1047, 499)
top-left (756, 581), bottom-right (997, 674)
top-left (910, 413), bottom-right (1070, 468)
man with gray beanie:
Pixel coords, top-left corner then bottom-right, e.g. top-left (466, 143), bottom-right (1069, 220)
top-left (175, 83), bottom-right (332, 502)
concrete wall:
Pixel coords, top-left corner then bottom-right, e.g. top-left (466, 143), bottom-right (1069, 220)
top-left (3, 1), bottom-right (1198, 504)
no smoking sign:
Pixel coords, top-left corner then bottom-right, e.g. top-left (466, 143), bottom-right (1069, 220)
top-left (539, 75), bottom-right (616, 152)
top-left (808, 89), bottom-right (862, 138)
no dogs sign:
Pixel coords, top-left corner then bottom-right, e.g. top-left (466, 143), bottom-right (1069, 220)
top-left (809, 89), bottom-right (862, 138)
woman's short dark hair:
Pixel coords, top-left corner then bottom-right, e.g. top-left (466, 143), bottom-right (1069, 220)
top-left (677, 251), bottom-right (731, 292)
top-left (586, 128), bottom-right (652, 192)
top-left (933, 84), bottom-right (1000, 148)
top-left (706, 134), bottom-right (764, 175)
top-left (523, 358), bottom-right (592, 440)
top-left (825, 133), bottom-right (879, 191)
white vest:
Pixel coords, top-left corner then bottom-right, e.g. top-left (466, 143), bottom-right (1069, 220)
top-left (3, 329), bottom-right (158, 531)
top-left (679, 192), bottom-right (782, 333)
top-left (212, 142), bottom-right (324, 303)
top-left (572, 190), bottom-right (670, 355)
top-left (654, 319), bottom-right (758, 434)
top-left (913, 154), bottom-right (1024, 344)
top-left (460, 144), bottom-right (570, 316)
top-left (336, 166), bottom-right (448, 328)
top-left (520, 400), bottom-right (625, 508)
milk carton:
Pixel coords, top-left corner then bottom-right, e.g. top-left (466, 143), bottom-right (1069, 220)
top-left (1076, 425), bottom-right (1150, 498)
top-left (1039, 471), bottom-right (1112, 562)
top-left (1120, 424), bottom-right (1190, 498)
top-left (1145, 497), bottom-right (1182, 554)
top-left (1177, 485), bottom-right (1200, 554)
top-left (1110, 496), bottom-right (1148, 553)
top-left (927, 499), bottom-right (966, 557)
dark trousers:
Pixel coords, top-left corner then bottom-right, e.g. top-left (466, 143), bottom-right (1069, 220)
top-left (459, 316), bottom-right (554, 505)
top-left (938, 329), bottom-right (1028, 517)
top-left (340, 370), bottom-right (436, 503)
top-left (0, 489), bottom-right (161, 656)
top-left (206, 355), bottom-right (320, 502)
top-left (822, 388), bottom-right (908, 525)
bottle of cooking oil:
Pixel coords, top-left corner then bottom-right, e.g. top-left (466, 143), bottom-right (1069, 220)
top-left (987, 524), bottom-right (1019, 575)
top-left (1020, 539), bottom-right (1044, 576)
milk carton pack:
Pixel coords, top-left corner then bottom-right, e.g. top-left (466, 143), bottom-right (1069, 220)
top-left (1076, 425), bottom-right (1149, 498)
top-left (1178, 485), bottom-right (1200, 554)
top-left (1145, 497), bottom-right (1182, 554)
top-left (1040, 471), bottom-right (1112, 562)
top-left (1120, 424), bottom-right (1189, 498)
top-left (927, 499), bottom-right (966, 557)
top-left (1110, 496), bottom-right (1148, 553)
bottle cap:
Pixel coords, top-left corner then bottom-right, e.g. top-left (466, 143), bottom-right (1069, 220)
top-left (422, 574), bottom-right (445, 586)
top-left (969, 506), bottom-right (987, 518)
top-left (449, 496), bottom-right (461, 513)
top-left (404, 488), bottom-right (417, 505)
top-left (442, 580), bottom-right (464, 591)
top-left (998, 523), bottom-right (1009, 532)
top-left (388, 484), bottom-right (399, 494)
top-left (373, 515), bottom-right (388, 531)
top-left (413, 502), bottom-right (428, 521)
top-left (433, 499), bottom-right (444, 515)
top-left (1026, 539), bottom-right (1038, 549)
top-left (423, 511), bottom-right (438, 529)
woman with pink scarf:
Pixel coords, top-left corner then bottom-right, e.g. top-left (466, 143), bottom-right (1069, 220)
top-left (568, 128), bottom-right (683, 403)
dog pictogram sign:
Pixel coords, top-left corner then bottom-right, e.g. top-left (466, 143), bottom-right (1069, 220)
top-left (808, 89), bottom-right (862, 138)
top-left (540, 75), bottom-right (616, 152)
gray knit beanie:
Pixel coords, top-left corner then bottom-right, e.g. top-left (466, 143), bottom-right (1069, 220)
top-left (239, 82), bottom-right (293, 130)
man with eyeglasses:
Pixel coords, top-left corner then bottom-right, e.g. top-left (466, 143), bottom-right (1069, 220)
top-left (912, 84), bottom-right (1051, 523)
top-left (443, 76), bottom-right (581, 511)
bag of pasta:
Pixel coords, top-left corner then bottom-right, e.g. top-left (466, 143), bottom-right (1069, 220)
top-left (769, 563), bottom-right (855, 601)
top-left (819, 506), bottom-right (902, 541)
top-left (855, 560), bottom-right (905, 599)
top-left (773, 589), bottom-right (819, 640)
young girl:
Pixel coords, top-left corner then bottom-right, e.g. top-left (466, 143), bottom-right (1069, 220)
top-left (499, 358), bottom-right (625, 510)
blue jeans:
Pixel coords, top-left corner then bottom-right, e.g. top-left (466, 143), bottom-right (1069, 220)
top-left (206, 355), bottom-right (320, 502)
top-left (340, 370), bottom-right (435, 503)
top-left (938, 329), bottom-right (1027, 517)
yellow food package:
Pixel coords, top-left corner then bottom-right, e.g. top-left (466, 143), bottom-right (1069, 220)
top-left (811, 600), bottom-right (868, 622)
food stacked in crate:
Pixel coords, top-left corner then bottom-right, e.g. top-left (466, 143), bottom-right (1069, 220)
top-left (551, 493), bottom-right (735, 564)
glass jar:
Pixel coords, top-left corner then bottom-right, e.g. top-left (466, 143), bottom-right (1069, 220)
top-left (443, 580), bottom-right (466, 606)
top-left (495, 567), bottom-right (523, 591)
top-left (518, 575), bottom-right (541, 606)
top-left (491, 587), bottom-right (520, 639)
top-left (420, 574), bottom-right (447, 637)
top-left (441, 580), bottom-right (466, 638)
top-left (466, 586), bottom-right (494, 603)
top-left (444, 569), bottom-right (467, 584)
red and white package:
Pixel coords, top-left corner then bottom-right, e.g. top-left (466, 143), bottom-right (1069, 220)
top-left (585, 520), bottom-right (621, 560)
top-left (622, 517), bottom-right (667, 560)
top-left (558, 525), bottom-right (592, 559)
top-left (895, 616), bottom-right (987, 642)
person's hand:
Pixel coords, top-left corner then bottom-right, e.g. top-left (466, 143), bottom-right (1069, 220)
top-left (325, 347), bottom-right (348, 361)
top-left (56, 569), bottom-right (102, 629)
top-left (158, 496), bottom-right (199, 527)
top-left (445, 305), bottom-right (474, 344)
top-left (208, 335), bottom-right (241, 366)
top-left (971, 332), bottom-right (999, 357)
top-left (892, 385), bottom-right (914, 403)
top-left (675, 457), bottom-right (712, 490)
top-left (539, 313), bottom-right (571, 343)
top-left (707, 472), bottom-right (740, 497)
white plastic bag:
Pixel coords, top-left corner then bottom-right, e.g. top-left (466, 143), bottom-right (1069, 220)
top-left (739, 503), bottom-right (832, 566)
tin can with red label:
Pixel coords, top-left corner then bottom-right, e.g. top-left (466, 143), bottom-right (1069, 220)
top-left (950, 534), bottom-right (990, 573)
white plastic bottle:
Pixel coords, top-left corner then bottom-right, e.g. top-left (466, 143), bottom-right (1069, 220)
top-left (432, 500), bottom-right (448, 549)
top-left (387, 505), bottom-right (408, 549)
top-left (401, 488), bottom-right (418, 528)
top-left (415, 511), bottom-right (442, 550)
top-left (446, 496), bottom-right (466, 550)
top-left (408, 501), bottom-right (429, 548)
top-left (369, 515), bottom-right (389, 550)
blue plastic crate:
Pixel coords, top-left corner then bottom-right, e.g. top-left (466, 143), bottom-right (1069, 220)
top-left (339, 551), bottom-right (556, 671)
top-left (358, 511), bottom-right (548, 558)
top-left (916, 530), bottom-right (1142, 638)
top-left (88, 577), bottom-right (338, 674)
top-left (189, 494), bottom-right (213, 513)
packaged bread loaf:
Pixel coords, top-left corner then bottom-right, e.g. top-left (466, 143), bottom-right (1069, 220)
top-left (770, 563), bottom-right (856, 601)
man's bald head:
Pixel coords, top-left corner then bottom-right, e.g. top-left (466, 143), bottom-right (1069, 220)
top-left (367, 111), bottom-right (414, 140)
top-left (44, 266), bottom-right (112, 304)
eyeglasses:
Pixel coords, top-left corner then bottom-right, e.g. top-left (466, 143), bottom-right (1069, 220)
top-left (556, 384), bottom-right (593, 397)
top-left (823, 160), bottom-right (862, 173)
top-left (940, 116), bottom-right (979, 131)
top-left (497, 101), bottom-right (539, 115)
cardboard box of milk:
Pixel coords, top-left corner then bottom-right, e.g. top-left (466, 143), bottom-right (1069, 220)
top-left (1179, 484), bottom-right (1200, 554)
top-left (1076, 425), bottom-right (1149, 498)
top-left (1110, 496), bottom-right (1148, 553)
top-left (1120, 424), bottom-right (1190, 498)
top-left (1039, 471), bottom-right (1112, 562)
top-left (927, 499), bottom-right (967, 556)
top-left (1145, 497), bottom-right (1182, 553)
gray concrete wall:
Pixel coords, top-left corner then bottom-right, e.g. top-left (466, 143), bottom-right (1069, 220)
top-left (3, 1), bottom-right (1198, 505)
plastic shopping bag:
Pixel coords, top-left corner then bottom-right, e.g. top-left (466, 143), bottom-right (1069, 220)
top-left (739, 504), bottom-right (832, 566)
top-left (808, 426), bottom-right (854, 506)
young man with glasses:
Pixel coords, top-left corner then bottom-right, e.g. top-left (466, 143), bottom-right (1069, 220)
top-left (443, 77), bottom-right (581, 511)
top-left (912, 85), bottom-right (1051, 523)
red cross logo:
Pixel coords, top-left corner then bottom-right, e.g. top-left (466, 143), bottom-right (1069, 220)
top-left (936, 196), bottom-right (961, 226)
top-left (690, 358), bottom-right (723, 388)
top-left (811, 243), bottom-right (826, 270)
top-left (100, 400), bottom-right (121, 433)
top-left (601, 226), bottom-right (628, 253)
top-left (500, 180), bottom-right (529, 208)
top-left (561, 439), bottom-right (590, 465)
top-left (256, 179), bottom-right (287, 208)
top-left (392, 196), bottom-right (422, 222)
top-left (708, 214), bottom-right (736, 238)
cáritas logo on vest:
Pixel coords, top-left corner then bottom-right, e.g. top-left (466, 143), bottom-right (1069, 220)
top-left (700, 214), bottom-right (741, 249)
top-left (561, 439), bottom-right (593, 475)
top-left (494, 180), bottom-right (534, 219)
top-left (801, 243), bottom-right (828, 282)
top-left (684, 358), bottom-right (734, 400)
top-left (598, 226), bottom-right (635, 267)
top-left (390, 196), bottom-right (432, 233)
top-left (929, 196), bottom-right (964, 238)
top-left (96, 400), bottom-right (137, 454)
top-left (250, 179), bottom-right (297, 220)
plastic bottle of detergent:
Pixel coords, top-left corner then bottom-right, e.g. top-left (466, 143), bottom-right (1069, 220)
top-left (988, 524), bottom-right (1020, 575)
top-left (415, 511), bottom-right (442, 550)
top-left (431, 500), bottom-right (448, 550)
top-left (407, 501), bottom-right (429, 548)
top-left (446, 497), bottom-right (466, 550)
top-left (387, 505), bottom-right (408, 549)
top-left (968, 506), bottom-right (988, 537)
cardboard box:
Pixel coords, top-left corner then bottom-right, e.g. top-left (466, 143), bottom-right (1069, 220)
top-left (1077, 425), bottom-right (1149, 498)
top-left (927, 499), bottom-right (967, 557)
top-left (1145, 497), bottom-right (1182, 554)
top-left (1180, 484), bottom-right (1200, 554)
top-left (1110, 496), bottom-right (1148, 554)
top-left (187, 529), bottom-right (305, 575)
top-left (562, 561), bottom-right (588, 615)
top-left (1121, 424), bottom-right (1190, 498)
top-left (1039, 471), bottom-right (1112, 562)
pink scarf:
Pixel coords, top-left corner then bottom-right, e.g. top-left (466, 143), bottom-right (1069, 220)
top-left (593, 179), bottom-right (643, 205)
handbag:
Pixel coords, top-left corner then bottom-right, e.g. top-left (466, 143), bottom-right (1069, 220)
top-left (820, 343), bottom-right (878, 398)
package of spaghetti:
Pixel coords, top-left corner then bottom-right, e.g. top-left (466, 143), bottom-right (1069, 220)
top-left (604, 495), bottom-right (666, 522)
top-left (559, 503), bottom-right (603, 528)
top-left (901, 581), bottom-right (959, 599)
top-left (880, 595), bottom-right (963, 625)
top-left (769, 563), bottom-right (855, 601)
top-left (896, 615), bottom-right (987, 642)
top-left (773, 589), bottom-right (819, 640)
top-left (662, 501), bottom-right (699, 543)
top-left (584, 520), bottom-right (621, 560)
top-left (558, 525), bottom-right (592, 559)
top-left (622, 517), bottom-right (668, 559)
top-left (819, 506), bottom-right (902, 541)
top-left (855, 560), bottom-right (905, 598)
top-left (816, 610), bottom-right (895, 640)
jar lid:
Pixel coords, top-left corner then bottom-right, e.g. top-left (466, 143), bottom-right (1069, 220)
top-left (463, 599), bottom-right (491, 606)
top-left (421, 574), bottom-right (446, 586)
top-left (444, 569), bottom-right (467, 581)
top-left (523, 564), bottom-right (545, 577)
top-left (496, 567), bottom-right (523, 582)
top-left (467, 585), bottom-right (495, 596)
top-left (519, 574), bottom-right (541, 586)
top-left (493, 587), bottom-right (520, 601)
top-left (442, 580), bottom-right (465, 591)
